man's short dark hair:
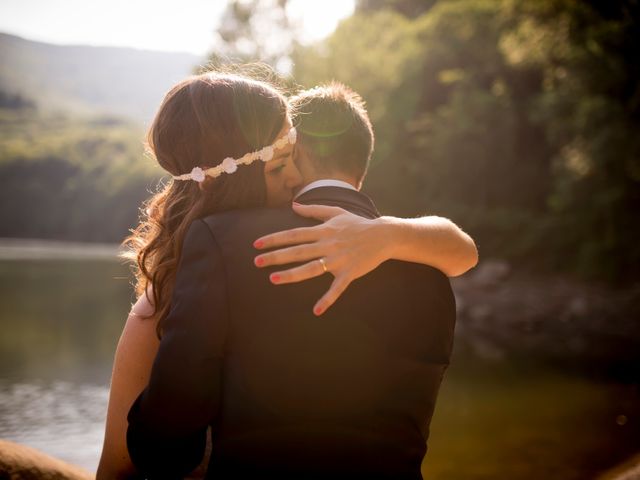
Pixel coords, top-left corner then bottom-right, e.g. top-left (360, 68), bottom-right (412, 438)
top-left (290, 82), bottom-right (374, 182)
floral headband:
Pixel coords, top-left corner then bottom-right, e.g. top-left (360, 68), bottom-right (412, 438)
top-left (172, 127), bottom-right (297, 183)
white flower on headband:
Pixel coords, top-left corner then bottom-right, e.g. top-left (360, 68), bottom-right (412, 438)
top-left (190, 167), bottom-right (206, 182)
top-left (221, 157), bottom-right (238, 174)
top-left (261, 146), bottom-right (274, 162)
top-left (172, 127), bottom-right (296, 183)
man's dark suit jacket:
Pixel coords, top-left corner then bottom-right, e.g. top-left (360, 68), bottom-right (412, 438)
top-left (127, 186), bottom-right (456, 480)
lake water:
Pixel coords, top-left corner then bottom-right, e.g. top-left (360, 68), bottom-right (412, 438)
top-left (0, 252), bottom-right (638, 478)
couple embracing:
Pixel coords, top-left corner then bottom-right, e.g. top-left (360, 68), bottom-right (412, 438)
top-left (97, 71), bottom-right (477, 479)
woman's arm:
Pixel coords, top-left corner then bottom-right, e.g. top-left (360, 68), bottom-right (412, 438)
top-left (253, 203), bottom-right (478, 315)
top-left (126, 219), bottom-right (225, 478)
top-left (96, 294), bottom-right (159, 480)
top-left (371, 214), bottom-right (478, 276)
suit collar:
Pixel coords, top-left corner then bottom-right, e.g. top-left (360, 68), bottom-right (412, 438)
top-left (295, 179), bottom-right (357, 198)
top-left (295, 186), bottom-right (380, 219)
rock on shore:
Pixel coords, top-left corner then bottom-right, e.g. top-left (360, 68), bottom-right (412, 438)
top-left (0, 440), bottom-right (92, 479)
top-left (450, 260), bottom-right (640, 379)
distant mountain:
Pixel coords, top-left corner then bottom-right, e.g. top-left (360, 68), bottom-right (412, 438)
top-left (0, 32), bottom-right (205, 124)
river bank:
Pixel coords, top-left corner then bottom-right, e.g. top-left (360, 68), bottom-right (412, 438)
top-left (0, 252), bottom-right (637, 478)
top-left (598, 452), bottom-right (640, 480)
top-left (450, 259), bottom-right (640, 380)
top-left (0, 439), bottom-right (92, 479)
top-left (448, 260), bottom-right (640, 478)
top-left (0, 238), bottom-right (120, 261)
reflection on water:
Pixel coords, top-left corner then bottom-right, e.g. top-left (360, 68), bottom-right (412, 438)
top-left (426, 363), bottom-right (639, 479)
top-left (0, 256), bottom-right (132, 471)
top-left (0, 256), bottom-right (638, 477)
top-left (0, 380), bottom-right (108, 470)
top-left (0, 259), bottom-right (131, 384)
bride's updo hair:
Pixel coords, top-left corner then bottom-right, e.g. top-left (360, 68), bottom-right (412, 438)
top-left (123, 71), bottom-right (289, 335)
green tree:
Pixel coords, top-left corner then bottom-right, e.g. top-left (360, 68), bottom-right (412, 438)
top-left (0, 107), bottom-right (162, 242)
top-left (293, 0), bottom-right (640, 281)
top-left (208, 0), bottom-right (296, 73)
top-left (518, 0), bottom-right (640, 280)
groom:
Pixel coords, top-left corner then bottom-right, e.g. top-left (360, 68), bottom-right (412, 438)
top-left (127, 83), bottom-right (456, 479)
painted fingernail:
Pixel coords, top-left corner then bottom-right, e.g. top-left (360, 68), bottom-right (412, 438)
top-left (253, 239), bottom-right (264, 248)
top-left (254, 256), bottom-right (264, 267)
top-left (314, 305), bottom-right (323, 316)
top-left (270, 273), bottom-right (280, 283)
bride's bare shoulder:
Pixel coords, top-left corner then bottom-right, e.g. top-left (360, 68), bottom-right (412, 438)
top-left (120, 286), bottom-right (158, 349)
top-left (129, 286), bottom-right (155, 319)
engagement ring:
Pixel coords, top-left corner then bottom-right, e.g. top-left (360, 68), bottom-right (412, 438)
top-left (318, 258), bottom-right (329, 273)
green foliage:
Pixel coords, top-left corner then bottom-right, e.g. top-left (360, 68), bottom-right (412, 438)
top-left (210, 0), bottom-right (297, 72)
top-left (356, 0), bottom-right (437, 17)
top-left (292, 0), bottom-right (640, 283)
top-left (519, 0), bottom-right (640, 281)
top-left (0, 107), bottom-right (163, 242)
top-left (293, 10), bottom-right (424, 164)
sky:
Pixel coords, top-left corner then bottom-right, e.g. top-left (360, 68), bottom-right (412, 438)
top-left (0, 0), bottom-right (356, 56)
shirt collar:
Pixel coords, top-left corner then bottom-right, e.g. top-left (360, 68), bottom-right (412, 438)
top-left (294, 179), bottom-right (358, 199)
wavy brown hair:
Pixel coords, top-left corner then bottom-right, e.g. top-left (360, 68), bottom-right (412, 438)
top-left (122, 72), bottom-right (289, 336)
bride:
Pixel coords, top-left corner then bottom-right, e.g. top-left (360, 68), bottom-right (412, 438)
top-left (97, 70), bottom-right (477, 479)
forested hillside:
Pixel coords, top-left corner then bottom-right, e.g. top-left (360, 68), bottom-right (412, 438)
top-left (0, 99), bottom-right (162, 242)
top-left (0, 32), bottom-right (193, 243)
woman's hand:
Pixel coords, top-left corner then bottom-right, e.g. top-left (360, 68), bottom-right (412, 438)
top-left (253, 202), bottom-right (478, 316)
top-left (253, 203), bottom-right (391, 316)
